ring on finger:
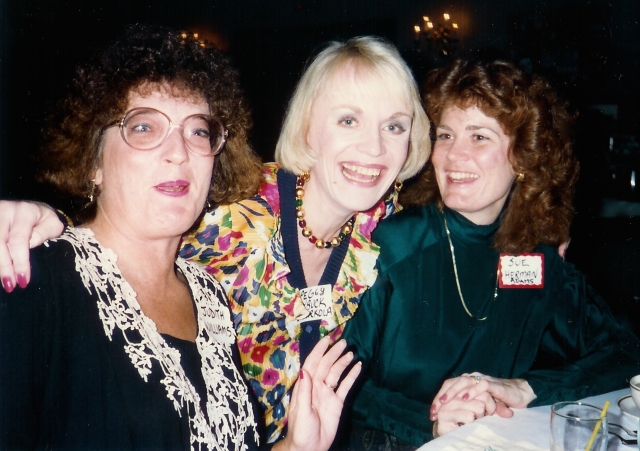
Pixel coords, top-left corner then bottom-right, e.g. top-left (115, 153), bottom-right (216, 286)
top-left (474, 375), bottom-right (481, 384)
top-left (325, 381), bottom-right (338, 390)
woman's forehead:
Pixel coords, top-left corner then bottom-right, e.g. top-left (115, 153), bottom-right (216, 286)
top-left (321, 62), bottom-right (413, 110)
top-left (126, 82), bottom-right (208, 109)
top-left (442, 101), bottom-right (506, 126)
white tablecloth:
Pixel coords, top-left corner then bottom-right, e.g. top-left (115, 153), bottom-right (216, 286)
top-left (417, 389), bottom-right (637, 450)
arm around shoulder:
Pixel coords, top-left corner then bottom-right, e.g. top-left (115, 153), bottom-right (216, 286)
top-left (0, 200), bottom-right (64, 292)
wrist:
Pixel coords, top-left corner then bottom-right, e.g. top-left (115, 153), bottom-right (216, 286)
top-left (514, 379), bottom-right (536, 406)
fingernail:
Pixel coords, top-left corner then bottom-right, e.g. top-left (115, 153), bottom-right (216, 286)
top-left (16, 273), bottom-right (27, 289)
top-left (462, 393), bottom-right (469, 401)
top-left (299, 369), bottom-right (304, 380)
top-left (430, 404), bottom-right (437, 414)
top-left (430, 414), bottom-right (436, 421)
top-left (2, 278), bottom-right (14, 293)
top-left (439, 394), bottom-right (447, 403)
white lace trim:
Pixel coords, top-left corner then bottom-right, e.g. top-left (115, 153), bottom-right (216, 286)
top-left (56, 228), bottom-right (258, 451)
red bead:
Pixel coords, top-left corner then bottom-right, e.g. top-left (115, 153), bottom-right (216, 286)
top-left (309, 236), bottom-right (317, 244)
top-left (296, 179), bottom-right (305, 187)
top-left (299, 220), bottom-right (306, 228)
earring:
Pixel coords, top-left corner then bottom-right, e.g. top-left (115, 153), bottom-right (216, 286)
top-left (204, 198), bottom-right (212, 212)
top-left (83, 179), bottom-right (97, 209)
top-left (517, 173), bottom-right (525, 182)
top-left (394, 179), bottom-right (403, 193)
top-left (88, 179), bottom-right (96, 203)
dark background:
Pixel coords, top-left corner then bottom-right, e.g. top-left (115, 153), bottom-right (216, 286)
top-left (1, 0), bottom-right (639, 332)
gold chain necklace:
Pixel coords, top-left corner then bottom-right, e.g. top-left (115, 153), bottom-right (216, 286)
top-left (295, 172), bottom-right (355, 249)
top-left (441, 210), bottom-right (498, 321)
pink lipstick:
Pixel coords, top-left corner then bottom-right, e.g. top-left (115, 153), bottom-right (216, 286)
top-left (154, 180), bottom-right (190, 197)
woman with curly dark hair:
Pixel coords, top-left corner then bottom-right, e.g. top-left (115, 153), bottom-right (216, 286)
top-left (0, 35), bottom-right (431, 444)
top-left (342, 59), bottom-right (640, 450)
top-left (0, 25), bottom-right (360, 451)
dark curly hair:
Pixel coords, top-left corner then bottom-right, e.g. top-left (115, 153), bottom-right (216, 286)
top-left (401, 59), bottom-right (579, 254)
top-left (37, 24), bottom-right (262, 220)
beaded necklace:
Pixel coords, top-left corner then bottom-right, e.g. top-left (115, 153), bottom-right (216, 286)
top-left (295, 172), bottom-right (355, 249)
top-left (441, 209), bottom-right (498, 321)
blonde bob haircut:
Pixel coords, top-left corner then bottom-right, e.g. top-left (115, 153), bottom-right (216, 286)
top-left (275, 36), bottom-right (430, 181)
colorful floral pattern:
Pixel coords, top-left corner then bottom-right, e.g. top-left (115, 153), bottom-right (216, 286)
top-left (180, 163), bottom-right (399, 442)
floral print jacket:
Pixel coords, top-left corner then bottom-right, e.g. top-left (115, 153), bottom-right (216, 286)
top-left (180, 163), bottom-right (399, 442)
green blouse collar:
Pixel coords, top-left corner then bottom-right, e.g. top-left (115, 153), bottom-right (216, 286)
top-left (441, 206), bottom-right (500, 243)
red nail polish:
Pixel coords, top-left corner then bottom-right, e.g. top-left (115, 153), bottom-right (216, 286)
top-left (16, 273), bottom-right (27, 289)
top-left (439, 394), bottom-right (447, 403)
top-left (430, 404), bottom-right (437, 414)
top-left (430, 414), bottom-right (436, 421)
top-left (462, 393), bottom-right (469, 401)
top-left (299, 369), bottom-right (304, 380)
top-left (2, 278), bottom-right (14, 293)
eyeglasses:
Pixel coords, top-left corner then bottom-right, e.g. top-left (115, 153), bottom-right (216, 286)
top-left (104, 107), bottom-right (228, 156)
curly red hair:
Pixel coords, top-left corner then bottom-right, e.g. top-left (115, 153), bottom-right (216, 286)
top-left (38, 24), bottom-right (262, 221)
top-left (401, 60), bottom-right (579, 253)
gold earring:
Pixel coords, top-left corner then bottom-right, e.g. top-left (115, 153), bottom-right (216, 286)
top-left (88, 179), bottom-right (96, 203)
top-left (394, 179), bottom-right (403, 192)
top-left (517, 173), bottom-right (525, 182)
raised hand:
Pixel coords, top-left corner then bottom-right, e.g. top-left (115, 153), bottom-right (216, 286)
top-left (274, 336), bottom-right (362, 451)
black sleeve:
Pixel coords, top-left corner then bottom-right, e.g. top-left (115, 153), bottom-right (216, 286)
top-left (0, 246), bottom-right (56, 448)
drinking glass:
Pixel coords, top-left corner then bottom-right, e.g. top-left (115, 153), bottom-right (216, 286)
top-left (550, 402), bottom-right (608, 451)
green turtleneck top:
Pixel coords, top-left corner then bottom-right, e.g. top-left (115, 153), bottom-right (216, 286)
top-left (343, 204), bottom-right (640, 447)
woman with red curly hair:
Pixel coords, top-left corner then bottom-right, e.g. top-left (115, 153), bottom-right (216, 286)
top-left (342, 59), bottom-right (640, 450)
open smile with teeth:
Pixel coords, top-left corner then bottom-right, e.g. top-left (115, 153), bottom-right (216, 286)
top-left (342, 163), bottom-right (382, 183)
top-left (158, 185), bottom-right (188, 192)
top-left (154, 180), bottom-right (191, 197)
top-left (447, 171), bottom-right (479, 181)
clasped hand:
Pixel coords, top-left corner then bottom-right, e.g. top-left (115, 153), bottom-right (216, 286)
top-left (429, 372), bottom-right (536, 438)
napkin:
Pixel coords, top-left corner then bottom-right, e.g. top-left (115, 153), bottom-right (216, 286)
top-left (441, 425), bottom-right (547, 451)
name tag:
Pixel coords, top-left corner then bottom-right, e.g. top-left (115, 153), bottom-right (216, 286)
top-left (498, 254), bottom-right (544, 288)
top-left (298, 284), bottom-right (333, 323)
top-left (203, 309), bottom-right (236, 344)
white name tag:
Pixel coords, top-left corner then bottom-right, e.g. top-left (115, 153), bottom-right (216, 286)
top-left (298, 284), bottom-right (333, 323)
top-left (498, 254), bottom-right (544, 288)
top-left (203, 308), bottom-right (236, 344)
